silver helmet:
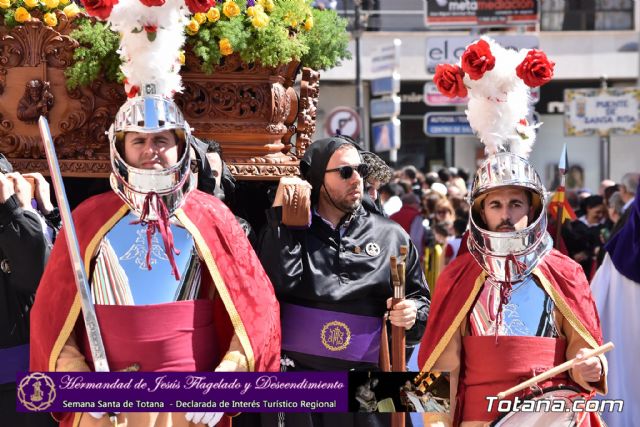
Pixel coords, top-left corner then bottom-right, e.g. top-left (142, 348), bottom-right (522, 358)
top-left (468, 151), bottom-right (552, 282)
top-left (108, 87), bottom-right (195, 220)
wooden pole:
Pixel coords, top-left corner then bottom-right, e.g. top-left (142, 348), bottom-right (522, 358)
top-left (391, 246), bottom-right (408, 427)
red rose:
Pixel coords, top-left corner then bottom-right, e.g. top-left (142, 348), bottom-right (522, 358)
top-left (433, 64), bottom-right (468, 99)
top-left (516, 49), bottom-right (555, 87)
top-left (139, 0), bottom-right (165, 6)
top-left (461, 39), bottom-right (495, 81)
top-left (185, 0), bottom-right (215, 13)
top-left (81, 0), bottom-right (119, 20)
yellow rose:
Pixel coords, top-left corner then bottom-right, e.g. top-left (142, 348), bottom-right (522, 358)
top-left (219, 38), bottom-right (233, 56)
top-left (178, 51), bottom-right (185, 65)
top-left (60, 0), bottom-right (70, 4)
top-left (194, 12), bottom-right (206, 24)
top-left (0, 0), bottom-right (11, 9)
top-left (43, 12), bottom-right (57, 26)
top-left (246, 4), bottom-right (263, 17)
top-left (63, 3), bottom-right (79, 17)
top-left (23, 0), bottom-right (39, 9)
top-left (14, 7), bottom-right (31, 22)
top-left (304, 16), bottom-right (313, 31)
top-left (222, 0), bottom-right (240, 18)
top-left (251, 12), bottom-right (268, 29)
top-left (44, 0), bottom-right (59, 9)
top-left (185, 19), bottom-right (200, 35)
top-left (206, 7), bottom-right (220, 23)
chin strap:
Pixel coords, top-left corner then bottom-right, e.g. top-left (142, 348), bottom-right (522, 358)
top-left (130, 192), bottom-right (181, 280)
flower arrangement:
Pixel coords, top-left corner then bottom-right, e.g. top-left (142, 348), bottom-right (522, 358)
top-left (1, 0), bottom-right (351, 89)
top-left (1, 0), bottom-right (81, 27)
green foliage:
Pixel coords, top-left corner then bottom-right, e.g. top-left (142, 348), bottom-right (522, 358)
top-left (64, 19), bottom-right (122, 90)
top-left (300, 8), bottom-right (351, 70)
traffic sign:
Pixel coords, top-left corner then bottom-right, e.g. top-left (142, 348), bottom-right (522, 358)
top-left (371, 73), bottom-right (401, 97)
top-left (424, 111), bottom-right (540, 137)
top-left (325, 107), bottom-right (361, 139)
top-left (372, 119), bottom-right (401, 152)
top-left (423, 82), bottom-right (540, 107)
top-left (424, 112), bottom-right (473, 136)
top-left (370, 96), bottom-right (401, 119)
top-left (371, 39), bottom-right (402, 74)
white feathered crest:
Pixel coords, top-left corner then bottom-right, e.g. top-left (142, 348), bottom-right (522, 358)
top-left (81, 0), bottom-right (193, 98)
top-left (433, 37), bottom-right (555, 159)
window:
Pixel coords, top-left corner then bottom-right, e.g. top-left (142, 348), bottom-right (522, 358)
top-left (541, 0), bottom-right (634, 31)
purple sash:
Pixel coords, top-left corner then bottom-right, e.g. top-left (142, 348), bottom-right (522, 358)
top-left (281, 303), bottom-right (381, 363)
top-left (0, 344), bottom-right (29, 383)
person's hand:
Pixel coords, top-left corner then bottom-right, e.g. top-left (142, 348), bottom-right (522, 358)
top-left (386, 298), bottom-right (417, 330)
top-left (23, 173), bottom-right (54, 215)
top-left (0, 173), bottom-right (15, 204)
top-left (277, 177), bottom-right (312, 228)
top-left (573, 348), bottom-right (603, 383)
top-left (185, 412), bottom-right (223, 426)
top-left (6, 173), bottom-right (31, 209)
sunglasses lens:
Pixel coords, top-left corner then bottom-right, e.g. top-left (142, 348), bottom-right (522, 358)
top-left (357, 163), bottom-right (369, 178)
top-left (339, 166), bottom-right (354, 180)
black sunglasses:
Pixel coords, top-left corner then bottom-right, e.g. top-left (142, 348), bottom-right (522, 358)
top-left (325, 163), bottom-right (369, 180)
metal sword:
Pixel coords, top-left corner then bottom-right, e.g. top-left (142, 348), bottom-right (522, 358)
top-left (38, 117), bottom-right (117, 425)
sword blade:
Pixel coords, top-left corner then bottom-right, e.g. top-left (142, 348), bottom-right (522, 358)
top-left (38, 116), bottom-right (111, 373)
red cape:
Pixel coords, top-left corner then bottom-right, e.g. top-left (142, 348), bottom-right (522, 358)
top-left (31, 190), bottom-right (281, 374)
top-left (418, 249), bottom-right (603, 371)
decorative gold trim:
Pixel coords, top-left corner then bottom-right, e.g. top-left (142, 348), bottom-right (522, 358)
top-left (175, 209), bottom-right (256, 372)
top-left (320, 320), bottom-right (351, 351)
top-left (47, 204), bottom-right (129, 372)
top-left (419, 272), bottom-right (486, 373)
top-left (533, 268), bottom-right (599, 349)
top-left (72, 412), bottom-right (81, 427)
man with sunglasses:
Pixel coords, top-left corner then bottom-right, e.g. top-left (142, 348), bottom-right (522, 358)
top-left (255, 136), bottom-right (429, 427)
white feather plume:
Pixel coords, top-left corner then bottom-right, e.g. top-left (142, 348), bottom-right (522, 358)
top-left (108, 0), bottom-right (189, 98)
top-left (463, 37), bottom-right (538, 158)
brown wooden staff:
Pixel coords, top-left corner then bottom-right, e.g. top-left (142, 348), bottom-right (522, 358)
top-left (390, 246), bottom-right (408, 427)
top-left (497, 342), bottom-right (614, 400)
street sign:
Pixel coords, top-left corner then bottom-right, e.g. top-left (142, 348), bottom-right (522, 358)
top-left (424, 0), bottom-right (538, 28)
top-left (371, 39), bottom-right (402, 75)
top-left (424, 112), bottom-right (473, 136)
top-left (423, 82), bottom-right (468, 107)
top-left (325, 107), bottom-right (361, 139)
top-left (371, 73), bottom-right (401, 97)
top-left (425, 35), bottom-right (539, 74)
top-left (370, 96), bottom-right (401, 119)
top-left (424, 111), bottom-right (540, 137)
top-left (423, 81), bottom-right (539, 106)
top-left (564, 87), bottom-right (640, 136)
top-left (372, 119), bottom-right (401, 152)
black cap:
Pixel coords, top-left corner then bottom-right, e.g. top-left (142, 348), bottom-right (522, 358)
top-left (300, 136), bottom-right (362, 203)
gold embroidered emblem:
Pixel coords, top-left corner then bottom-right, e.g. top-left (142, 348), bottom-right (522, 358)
top-left (321, 321), bottom-right (351, 352)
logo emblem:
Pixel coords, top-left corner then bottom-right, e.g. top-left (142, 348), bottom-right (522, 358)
top-left (365, 242), bottom-right (381, 256)
top-left (17, 372), bottom-right (56, 411)
top-left (321, 321), bottom-right (351, 352)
